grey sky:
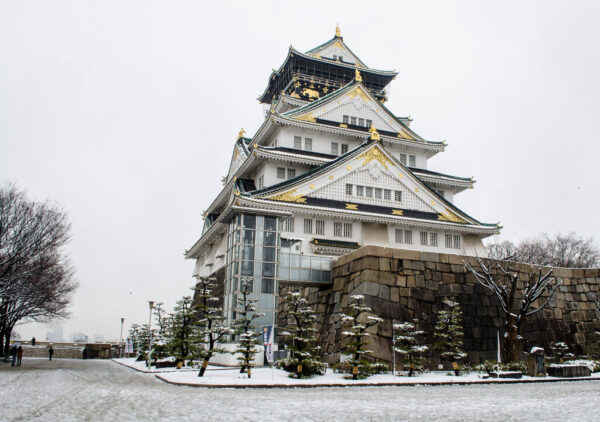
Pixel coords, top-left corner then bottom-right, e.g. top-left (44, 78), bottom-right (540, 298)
top-left (1, 0), bottom-right (599, 341)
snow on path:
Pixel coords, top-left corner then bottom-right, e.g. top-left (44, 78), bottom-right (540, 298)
top-left (1, 358), bottom-right (600, 422)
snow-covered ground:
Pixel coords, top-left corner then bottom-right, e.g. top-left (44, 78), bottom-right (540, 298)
top-left (112, 357), bottom-right (205, 373)
top-left (157, 366), bottom-right (600, 387)
top-left (2, 358), bottom-right (600, 422)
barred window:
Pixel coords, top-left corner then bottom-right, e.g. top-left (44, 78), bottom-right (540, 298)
top-left (316, 220), bottom-right (325, 235)
top-left (404, 230), bottom-right (412, 244)
top-left (365, 187), bottom-right (373, 198)
top-left (341, 144), bottom-right (349, 154)
top-left (394, 229), bottom-right (412, 244)
top-left (333, 222), bottom-right (342, 237)
top-left (287, 168), bottom-right (296, 179)
top-left (351, 117), bottom-right (357, 126)
top-left (430, 232), bottom-right (438, 247)
top-left (294, 136), bottom-right (302, 149)
top-left (257, 175), bottom-right (264, 189)
top-left (343, 222), bottom-right (352, 238)
top-left (359, 118), bottom-right (364, 127)
top-left (400, 153), bottom-right (407, 165)
top-left (304, 219), bottom-right (313, 234)
top-left (395, 229), bottom-right (403, 243)
top-left (304, 138), bottom-right (312, 151)
top-left (282, 217), bottom-right (295, 232)
top-left (409, 155), bottom-right (416, 167)
top-left (331, 142), bottom-right (339, 155)
top-left (384, 189), bottom-right (391, 200)
top-left (343, 115), bottom-right (349, 124)
top-left (366, 119), bottom-right (373, 128)
top-left (277, 167), bottom-right (285, 179)
top-left (445, 234), bottom-right (453, 248)
top-left (356, 185), bottom-right (364, 196)
top-left (346, 184), bottom-right (353, 195)
top-left (453, 235), bottom-right (461, 249)
top-left (395, 190), bottom-right (402, 202)
top-left (420, 231), bottom-right (428, 246)
top-left (375, 188), bottom-right (382, 199)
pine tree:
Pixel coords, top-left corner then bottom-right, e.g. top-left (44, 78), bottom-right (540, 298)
top-left (168, 295), bottom-right (197, 362)
top-left (279, 291), bottom-right (325, 378)
top-left (129, 323), bottom-right (156, 360)
top-left (341, 295), bottom-right (384, 380)
top-left (394, 321), bottom-right (428, 376)
top-left (232, 278), bottom-right (263, 378)
top-left (153, 302), bottom-right (170, 359)
top-left (433, 297), bottom-right (467, 375)
top-left (194, 275), bottom-right (233, 377)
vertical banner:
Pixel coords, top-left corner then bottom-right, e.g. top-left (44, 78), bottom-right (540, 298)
top-left (263, 326), bottom-right (274, 364)
top-left (125, 338), bottom-right (133, 354)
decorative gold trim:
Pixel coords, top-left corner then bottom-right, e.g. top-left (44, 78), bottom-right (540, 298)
top-left (348, 85), bottom-right (369, 102)
top-left (392, 209), bottom-right (404, 216)
top-left (368, 124), bottom-right (380, 141)
top-left (237, 128), bottom-right (246, 139)
top-left (398, 174), bottom-right (404, 178)
top-left (296, 112), bottom-right (316, 122)
top-left (346, 165), bottom-right (351, 170)
top-left (355, 68), bottom-right (362, 82)
top-left (431, 201), bottom-right (436, 206)
top-left (358, 145), bottom-right (393, 169)
top-left (339, 123), bottom-right (348, 128)
top-left (437, 208), bottom-right (467, 224)
top-left (310, 184), bottom-right (315, 189)
top-left (329, 175), bottom-right (334, 180)
top-left (268, 189), bottom-right (307, 203)
top-left (345, 203), bottom-right (358, 210)
top-left (335, 24), bottom-right (341, 38)
top-left (301, 88), bottom-right (320, 99)
top-left (414, 187), bottom-right (419, 192)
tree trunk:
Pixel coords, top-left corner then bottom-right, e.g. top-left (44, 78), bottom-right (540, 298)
top-left (505, 315), bottom-right (521, 363)
top-left (198, 358), bottom-right (209, 377)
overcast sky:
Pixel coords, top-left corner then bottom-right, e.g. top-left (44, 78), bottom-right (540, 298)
top-left (1, 0), bottom-right (599, 342)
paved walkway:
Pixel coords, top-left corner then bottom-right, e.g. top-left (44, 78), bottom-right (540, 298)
top-left (1, 358), bottom-right (599, 421)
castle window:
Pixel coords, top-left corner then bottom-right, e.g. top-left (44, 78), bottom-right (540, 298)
top-left (331, 142), bottom-right (339, 155)
top-left (257, 175), bottom-right (264, 189)
top-left (399, 153), bottom-right (407, 165)
top-left (359, 118), bottom-right (364, 127)
top-left (341, 144), bottom-right (349, 154)
top-left (281, 217), bottom-right (295, 232)
top-left (343, 222), bottom-right (352, 238)
top-left (366, 119), bottom-right (373, 128)
top-left (395, 229), bottom-right (412, 244)
top-left (294, 136), bottom-right (302, 149)
top-left (404, 230), bottom-right (412, 244)
top-left (420, 231), bottom-right (428, 246)
top-left (409, 155), bottom-right (416, 167)
top-left (334, 222), bottom-right (342, 237)
top-left (287, 168), bottom-right (296, 179)
top-left (351, 117), bottom-right (357, 126)
top-left (304, 219), bottom-right (313, 234)
top-left (304, 138), bottom-right (313, 151)
top-left (445, 234), bottom-right (452, 248)
top-left (453, 235), bottom-right (461, 249)
top-left (430, 232), bottom-right (438, 247)
top-left (384, 189), bottom-right (391, 200)
top-left (343, 115), bottom-right (349, 124)
top-left (395, 190), bottom-right (402, 202)
top-left (365, 187), bottom-right (373, 198)
top-left (356, 185), bottom-right (364, 196)
top-left (375, 188), bottom-right (382, 199)
top-left (277, 167), bottom-right (285, 179)
top-left (345, 184), bottom-right (353, 195)
top-left (316, 219), bottom-right (325, 235)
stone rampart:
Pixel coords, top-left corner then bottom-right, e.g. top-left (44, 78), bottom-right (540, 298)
top-left (278, 246), bottom-right (600, 367)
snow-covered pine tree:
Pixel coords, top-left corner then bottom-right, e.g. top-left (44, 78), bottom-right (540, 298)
top-left (193, 275), bottom-right (233, 377)
top-left (341, 295), bottom-right (384, 380)
top-left (279, 291), bottom-right (325, 378)
top-left (168, 295), bottom-right (197, 363)
top-left (129, 323), bottom-right (157, 360)
top-left (433, 297), bottom-right (467, 375)
top-left (393, 321), bottom-right (428, 376)
top-left (551, 341), bottom-right (574, 363)
top-left (232, 278), bottom-right (263, 378)
top-left (153, 302), bottom-right (170, 359)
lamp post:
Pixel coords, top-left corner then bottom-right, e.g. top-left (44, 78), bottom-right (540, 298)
top-left (119, 317), bottom-right (125, 358)
top-left (147, 301), bottom-right (154, 369)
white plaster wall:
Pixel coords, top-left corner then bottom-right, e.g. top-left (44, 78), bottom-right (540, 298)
top-left (277, 127), bottom-right (360, 156)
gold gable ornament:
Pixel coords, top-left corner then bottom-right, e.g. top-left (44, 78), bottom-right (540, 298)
top-left (368, 124), bottom-right (381, 142)
top-left (358, 145), bottom-right (392, 169)
top-left (335, 24), bottom-right (342, 38)
top-left (237, 128), bottom-right (246, 139)
top-left (355, 68), bottom-right (362, 83)
top-left (437, 208), bottom-right (467, 224)
top-left (268, 189), bottom-right (307, 203)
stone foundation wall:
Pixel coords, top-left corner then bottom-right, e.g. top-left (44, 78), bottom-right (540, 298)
top-left (278, 246), bottom-right (600, 367)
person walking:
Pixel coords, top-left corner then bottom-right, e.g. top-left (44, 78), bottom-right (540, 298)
top-left (31, 337), bottom-right (36, 346)
top-left (9, 345), bottom-right (17, 366)
top-left (48, 345), bottom-right (54, 361)
top-left (16, 346), bottom-right (23, 367)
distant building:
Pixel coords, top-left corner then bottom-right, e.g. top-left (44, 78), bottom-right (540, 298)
top-left (71, 332), bottom-right (88, 343)
top-left (185, 26), bottom-right (501, 333)
top-left (46, 325), bottom-right (64, 342)
top-left (93, 334), bottom-right (105, 343)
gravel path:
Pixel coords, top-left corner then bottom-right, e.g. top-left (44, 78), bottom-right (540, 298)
top-left (1, 358), bottom-right (599, 421)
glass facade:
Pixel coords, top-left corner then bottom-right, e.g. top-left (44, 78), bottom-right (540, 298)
top-left (224, 213), bottom-right (333, 333)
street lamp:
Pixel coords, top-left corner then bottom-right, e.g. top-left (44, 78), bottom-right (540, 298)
top-left (147, 301), bottom-right (154, 369)
top-left (119, 317), bottom-right (125, 358)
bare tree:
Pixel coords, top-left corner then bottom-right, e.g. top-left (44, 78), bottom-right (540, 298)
top-left (485, 233), bottom-right (600, 268)
top-left (0, 183), bottom-right (77, 355)
top-left (465, 258), bottom-right (561, 362)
